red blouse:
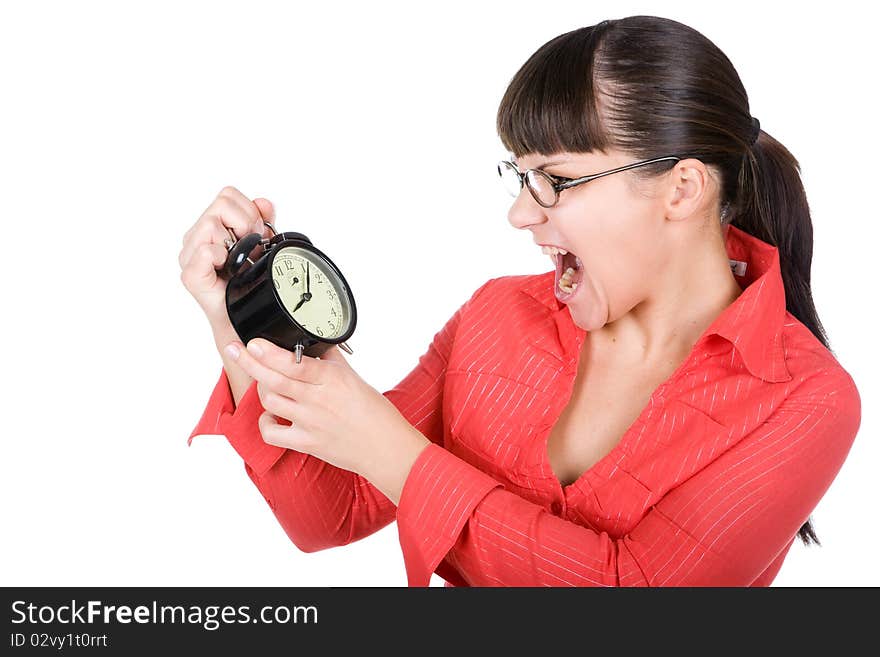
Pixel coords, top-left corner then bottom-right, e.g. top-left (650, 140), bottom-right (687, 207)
top-left (188, 225), bottom-right (861, 586)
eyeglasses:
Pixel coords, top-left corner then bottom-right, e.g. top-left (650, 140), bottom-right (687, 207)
top-left (497, 155), bottom-right (684, 208)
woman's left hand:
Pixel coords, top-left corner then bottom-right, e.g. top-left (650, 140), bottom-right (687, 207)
top-left (223, 338), bottom-right (430, 489)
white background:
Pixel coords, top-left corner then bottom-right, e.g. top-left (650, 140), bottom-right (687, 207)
top-left (1, 0), bottom-right (876, 587)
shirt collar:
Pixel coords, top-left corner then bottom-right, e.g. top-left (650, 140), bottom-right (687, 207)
top-left (518, 224), bottom-right (792, 383)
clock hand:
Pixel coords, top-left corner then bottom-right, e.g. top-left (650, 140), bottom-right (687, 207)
top-left (291, 295), bottom-right (307, 313)
top-left (291, 263), bottom-right (315, 314)
top-left (301, 261), bottom-right (312, 304)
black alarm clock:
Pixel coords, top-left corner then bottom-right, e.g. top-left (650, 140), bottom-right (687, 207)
top-left (218, 221), bottom-right (356, 363)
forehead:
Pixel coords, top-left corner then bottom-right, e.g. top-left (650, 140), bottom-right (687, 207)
top-left (512, 150), bottom-right (613, 168)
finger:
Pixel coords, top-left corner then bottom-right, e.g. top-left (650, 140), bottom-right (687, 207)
top-left (253, 197), bottom-right (276, 227)
top-left (246, 337), bottom-right (324, 384)
top-left (180, 242), bottom-right (228, 287)
top-left (213, 192), bottom-right (273, 263)
top-left (256, 380), bottom-right (312, 419)
top-left (207, 196), bottom-right (259, 246)
top-left (220, 187), bottom-right (274, 239)
top-left (218, 186), bottom-right (263, 229)
top-left (227, 340), bottom-right (316, 402)
top-left (259, 411), bottom-right (311, 451)
top-left (252, 199), bottom-right (276, 239)
top-left (260, 387), bottom-right (309, 428)
top-left (179, 216), bottom-right (232, 270)
top-left (179, 201), bottom-right (244, 269)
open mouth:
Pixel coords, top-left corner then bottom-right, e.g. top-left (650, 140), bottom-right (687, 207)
top-left (554, 250), bottom-right (584, 298)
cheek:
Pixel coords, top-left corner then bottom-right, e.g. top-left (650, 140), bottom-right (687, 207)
top-left (584, 225), bottom-right (654, 306)
top-left (597, 207), bottom-right (658, 266)
top-left (575, 216), bottom-right (633, 272)
top-left (563, 202), bottom-right (653, 282)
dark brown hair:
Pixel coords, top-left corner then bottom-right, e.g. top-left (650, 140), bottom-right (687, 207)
top-left (497, 15), bottom-right (828, 547)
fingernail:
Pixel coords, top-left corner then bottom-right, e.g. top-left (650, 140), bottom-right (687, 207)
top-left (225, 343), bottom-right (240, 360)
top-left (247, 341), bottom-right (263, 357)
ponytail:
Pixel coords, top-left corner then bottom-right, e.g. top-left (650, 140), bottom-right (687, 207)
top-left (729, 129), bottom-right (830, 546)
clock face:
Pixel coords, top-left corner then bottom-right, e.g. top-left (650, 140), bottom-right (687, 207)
top-left (270, 246), bottom-right (350, 339)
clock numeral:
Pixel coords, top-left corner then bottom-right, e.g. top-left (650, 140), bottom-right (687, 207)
top-left (315, 273), bottom-right (323, 284)
top-left (274, 265), bottom-right (284, 278)
top-left (316, 327), bottom-right (324, 337)
top-left (273, 279), bottom-right (280, 291)
top-left (326, 289), bottom-right (335, 299)
top-left (328, 322), bottom-right (335, 331)
top-left (284, 260), bottom-right (294, 271)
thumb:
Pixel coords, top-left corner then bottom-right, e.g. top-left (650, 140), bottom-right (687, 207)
top-left (252, 197), bottom-right (276, 232)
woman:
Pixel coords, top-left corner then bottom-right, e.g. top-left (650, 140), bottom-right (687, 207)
top-left (180, 16), bottom-right (861, 586)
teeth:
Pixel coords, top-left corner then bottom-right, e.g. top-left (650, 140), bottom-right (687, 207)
top-left (558, 264), bottom-right (579, 295)
top-left (558, 279), bottom-right (578, 294)
top-left (541, 245), bottom-right (568, 256)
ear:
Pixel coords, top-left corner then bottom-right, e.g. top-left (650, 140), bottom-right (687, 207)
top-left (666, 158), bottom-right (709, 221)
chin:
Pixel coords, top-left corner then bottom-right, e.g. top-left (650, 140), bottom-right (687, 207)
top-left (567, 305), bottom-right (602, 332)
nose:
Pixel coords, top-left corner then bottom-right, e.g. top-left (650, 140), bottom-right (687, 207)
top-left (506, 187), bottom-right (550, 231)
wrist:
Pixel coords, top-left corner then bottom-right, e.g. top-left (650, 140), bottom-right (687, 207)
top-left (212, 328), bottom-right (255, 407)
top-left (212, 326), bottom-right (239, 352)
top-left (364, 427), bottom-right (431, 506)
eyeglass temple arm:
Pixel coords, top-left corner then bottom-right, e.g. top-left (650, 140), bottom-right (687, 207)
top-left (554, 156), bottom-right (682, 190)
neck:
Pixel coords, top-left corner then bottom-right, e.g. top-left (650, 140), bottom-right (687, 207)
top-left (588, 226), bottom-right (742, 365)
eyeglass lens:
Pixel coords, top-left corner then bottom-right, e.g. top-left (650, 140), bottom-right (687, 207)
top-left (497, 161), bottom-right (556, 207)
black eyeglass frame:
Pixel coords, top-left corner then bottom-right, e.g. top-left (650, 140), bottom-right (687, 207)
top-left (498, 155), bottom-right (686, 208)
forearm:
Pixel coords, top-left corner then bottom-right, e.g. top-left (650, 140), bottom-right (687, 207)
top-left (213, 327), bottom-right (252, 407)
top-left (245, 451), bottom-right (399, 553)
top-left (362, 426), bottom-right (432, 507)
top-left (190, 361), bottom-right (400, 551)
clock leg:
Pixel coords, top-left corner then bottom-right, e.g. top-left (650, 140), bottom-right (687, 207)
top-left (339, 342), bottom-right (353, 355)
top-left (295, 343), bottom-right (304, 364)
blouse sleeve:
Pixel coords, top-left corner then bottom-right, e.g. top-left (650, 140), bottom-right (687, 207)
top-left (188, 368), bottom-right (398, 553)
top-left (187, 278), bottom-right (495, 557)
top-left (396, 369), bottom-right (862, 586)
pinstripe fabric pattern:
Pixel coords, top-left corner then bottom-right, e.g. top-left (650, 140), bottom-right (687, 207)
top-left (189, 225), bottom-right (861, 586)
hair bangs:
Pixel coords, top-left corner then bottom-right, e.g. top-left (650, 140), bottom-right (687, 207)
top-left (496, 25), bottom-right (613, 160)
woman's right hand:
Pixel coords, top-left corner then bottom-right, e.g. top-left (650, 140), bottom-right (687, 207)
top-left (179, 186), bottom-right (275, 337)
